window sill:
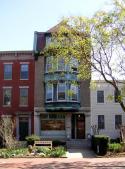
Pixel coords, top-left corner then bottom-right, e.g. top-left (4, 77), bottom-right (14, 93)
top-left (20, 79), bottom-right (29, 80)
top-left (3, 105), bottom-right (11, 107)
top-left (19, 105), bottom-right (28, 107)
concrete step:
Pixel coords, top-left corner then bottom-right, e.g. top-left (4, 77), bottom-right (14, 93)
top-left (66, 139), bottom-right (91, 149)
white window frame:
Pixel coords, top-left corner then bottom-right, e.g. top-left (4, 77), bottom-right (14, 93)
top-left (3, 87), bottom-right (12, 107)
top-left (46, 83), bottom-right (53, 102)
top-left (70, 84), bottom-right (78, 101)
top-left (4, 64), bottom-right (12, 80)
top-left (19, 87), bottom-right (29, 107)
top-left (57, 82), bottom-right (66, 101)
top-left (20, 64), bottom-right (29, 80)
top-left (46, 56), bottom-right (53, 73)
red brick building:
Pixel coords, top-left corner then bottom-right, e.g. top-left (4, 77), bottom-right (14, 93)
top-left (0, 51), bottom-right (34, 140)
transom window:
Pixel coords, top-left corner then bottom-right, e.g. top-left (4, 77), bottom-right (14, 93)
top-left (4, 64), bottom-right (12, 80)
top-left (20, 64), bottom-right (29, 79)
top-left (97, 90), bottom-right (104, 103)
top-left (20, 88), bottom-right (28, 106)
top-left (3, 88), bottom-right (12, 106)
top-left (98, 115), bottom-right (105, 129)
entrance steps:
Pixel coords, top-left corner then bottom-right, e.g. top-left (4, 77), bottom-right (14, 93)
top-left (66, 139), bottom-right (90, 149)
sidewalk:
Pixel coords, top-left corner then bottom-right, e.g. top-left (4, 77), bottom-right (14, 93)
top-left (66, 148), bottom-right (96, 158)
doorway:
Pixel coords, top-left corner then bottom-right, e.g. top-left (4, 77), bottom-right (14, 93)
top-left (19, 117), bottom-right (29, 141)
top-left (72, 114), bottom-right (85, 139)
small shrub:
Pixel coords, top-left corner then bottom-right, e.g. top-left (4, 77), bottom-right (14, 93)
top-left (108, 143), bottom-right (122, 153)
top-left (25, 135), bottom-right (40, 146)
top-left (0, 148), bottom-right (28, 158)
top-left (110, 138), bottom-right (120, 143)
top-left (50, 146), bottom-right (66, 157)
top-left (36, 147), bottom-right (51, 157)
top-left (91, 135), bottom-right (109, 155)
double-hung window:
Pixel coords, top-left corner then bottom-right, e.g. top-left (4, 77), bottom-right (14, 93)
top-left (58, 58), bottom-right (65, 71)
top-left (114, 90), bottom-right (121, 103)
top-left (20, 64), bottom-right (29, 80)
top-left (98, 115), bottom-right (105, 129)
top-left (46, 57), bottom-right (53, 72)
top-left (97, 90), bottom-right (104, 103)
top-left (70, 84), bottom-right (78, 101)
top-left (3, 88), bottom-right (12, 106)
top-left (58, 83), bottom-right (65, 100)
top-left (20, 88), bottom-right (28, 106)
top-left (4, 64), bottom-right (12, 80)
top-left (46, 84), bottom-right (53, 101)
top-left (115, 115), bottom-right (122, 129)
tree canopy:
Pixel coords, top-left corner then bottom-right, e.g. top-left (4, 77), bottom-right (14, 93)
top-left (44, 0), bottom-right (125, 112)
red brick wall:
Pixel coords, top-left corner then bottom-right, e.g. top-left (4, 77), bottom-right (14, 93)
top-left (0, 52), bottom-right (35, 133)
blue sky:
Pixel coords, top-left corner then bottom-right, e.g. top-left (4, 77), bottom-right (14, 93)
top-left (0, 0), bottom-right (111, 51)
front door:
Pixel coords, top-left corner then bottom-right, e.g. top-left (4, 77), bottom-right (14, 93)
top-left (72, 114), bottom-right (85, 139)
top-left (19, 117), bottom-right (29, 141)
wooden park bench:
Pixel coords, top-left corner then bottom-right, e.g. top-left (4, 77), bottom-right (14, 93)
top-left (34, 141), bottom-right (52, 149)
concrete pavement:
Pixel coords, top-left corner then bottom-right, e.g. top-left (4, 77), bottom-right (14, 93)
top-left (0, 157), bottom-right (125, 169)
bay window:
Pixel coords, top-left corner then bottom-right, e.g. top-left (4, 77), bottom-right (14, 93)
top-left (46, 84), bottom-right (53, 101)
top-left (58, 82), bottom-right (65, 100)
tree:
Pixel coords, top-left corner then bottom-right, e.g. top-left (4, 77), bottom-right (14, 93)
top-left (0, 116), bottom-right (15, 148)
top-left (44, 0), bottom-right (125, 112)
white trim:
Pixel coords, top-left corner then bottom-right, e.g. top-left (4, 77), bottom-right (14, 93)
top-left (3, 62), bottom-right (13, 64)
top-left (20, 62), bottom-right (30, 64)
top-left (3, 86), bottom-right (12, 88)
top-left (19, 86), bottom-right (29, 88)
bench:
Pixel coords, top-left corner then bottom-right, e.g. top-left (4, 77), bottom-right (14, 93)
top-left (34, 141), bottom-right (52, 149)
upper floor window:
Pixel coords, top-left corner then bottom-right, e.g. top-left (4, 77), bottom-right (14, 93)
top-left (20, 64), bottom-right (29, 80)
top-left (4, 64), bottom-right (12, 80)
top-left (46, 84), bottom-right (53, 101)
top-left (46, 57), bottom-right (53, 72)
top-left (115, 115), bottom-right (122, 129)
top-left (58, 82), bottom-right (65, 100)
top-left (114, 90), bottom-right (121, 103)
top-left (98, 115), bottom-right (105, 129)
top-left (58, 58), bottom-right (65, 71)
top-left (3, 88), bottom-right (12, 106)
top-left (97, 90), bottom-right (104, 103)
top-left (20, 88), bottom-right (28, 106)
top-left (46, 36), bottom-right (51, 46)
top-left (70, 84), bottom-right (78, 101)
top-left (70, 58), bottom-right (78, 72)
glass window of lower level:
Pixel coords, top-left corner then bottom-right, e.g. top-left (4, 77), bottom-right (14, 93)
top-left (41, 114), bottom-right (65, 130)
top-left (98, 115), bottom-right (105, 129)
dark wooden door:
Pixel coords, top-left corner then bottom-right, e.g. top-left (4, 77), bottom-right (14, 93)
top-left (76, 114), bottom-right (85, 139)
top-left (19, 117), bottom-right (29, 141)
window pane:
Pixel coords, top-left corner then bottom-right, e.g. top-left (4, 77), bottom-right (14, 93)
top-left (70, 84), bottom-right (78, 101)
top-left (58, 83), bottom-right (65, 100)
top-left (58, 58), bottom-right (65, 71)
top-left (115, 115), bottom-right (122, 129)
top-left (98, 115), bottom-right (105, 129)
top-left (4, 64), bottom-right (12, 80)
top-left (20, 64), bottom-right (28, 79)
top-left (114, 90), bottom-right (121, 103)
top-left (46, 57), bottom-right (53, 72)
top-left (20, 88), bottom-right (28, 105)
top-left (46, 84), bottom-right (52, 101)
top-left (97, 91), bottom-right (104, 103)
top-left (3, 88), bottom-right (11, 105)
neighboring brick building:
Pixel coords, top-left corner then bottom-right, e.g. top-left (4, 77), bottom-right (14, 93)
top-left (33, 29), bottom-right (91, 140)
top-left (0, 51), bottom-right (34, 140)
top-left (91, 81), bottom-right (125, 138)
